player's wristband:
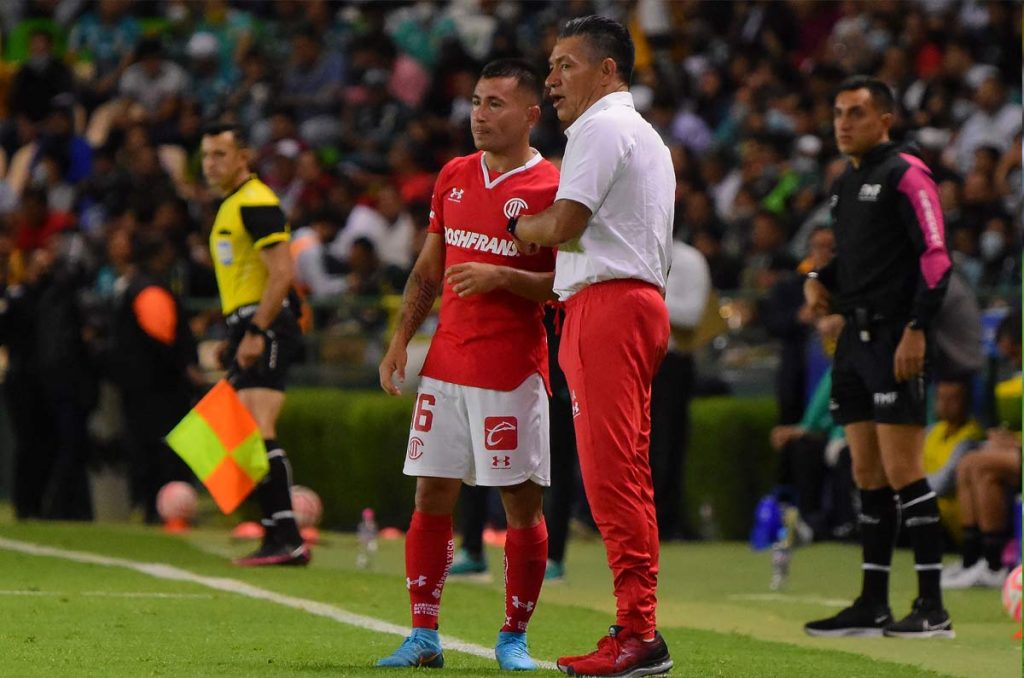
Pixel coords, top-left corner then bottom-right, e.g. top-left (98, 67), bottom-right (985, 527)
top-left (506, 215), bottom-right (519, 236)
top-left (806, 271), bottom-right (819, 280)
top-left (245, 321), bottom-right (270, 338)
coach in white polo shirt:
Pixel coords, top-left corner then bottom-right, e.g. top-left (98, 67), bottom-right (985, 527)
top-left (510, 15), bottom-right (675, 678)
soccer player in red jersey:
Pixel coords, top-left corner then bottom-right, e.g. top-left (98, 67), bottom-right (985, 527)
top-left (376, 59), bottom-right (559, 671)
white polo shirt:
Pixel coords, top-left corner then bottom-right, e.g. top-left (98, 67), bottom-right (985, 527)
top-left (553, 91), bottom-right (675, 300)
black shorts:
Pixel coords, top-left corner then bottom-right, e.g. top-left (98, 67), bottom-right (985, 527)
top-left (223, 306), bottom-right (301, 392)
top-left (830, 318), bottom-right (927, 426)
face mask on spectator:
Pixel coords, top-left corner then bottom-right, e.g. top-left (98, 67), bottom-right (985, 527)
top-left (26, 55), bottom-right (49, 71)
top-left (980, 231), bottom-right (1006, 261)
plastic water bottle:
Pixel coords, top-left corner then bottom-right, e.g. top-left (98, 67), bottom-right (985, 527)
top-left (770, 506), bottom-right (799, 591)
top-left (356, 508), bottom-right (379, 569)
top-left (699, 499), bottom-right (720, 541)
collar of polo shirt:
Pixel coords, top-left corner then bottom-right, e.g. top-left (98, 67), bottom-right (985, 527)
top-left (564, 91), bottom-right (635, 138)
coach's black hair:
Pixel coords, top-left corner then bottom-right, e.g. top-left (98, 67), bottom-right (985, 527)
top-left (834, 75), bottom-right (896, 114)
top-left (480, 58), bottom-right (544, 102)
top-left (200, 122), bottom-right (249, 147)
top-left (558, 15), bottom-right (634, 84)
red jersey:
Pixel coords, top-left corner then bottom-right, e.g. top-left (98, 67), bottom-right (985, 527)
top-left (420, 150), bottom-right (559, 391)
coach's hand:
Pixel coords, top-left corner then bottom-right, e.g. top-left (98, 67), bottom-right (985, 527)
top-left (446, 262), bottom-right (505, 297)
top-left (379, 346), bottom-right (407, 396)
top-left (236, 333), bottom-right (263, 370)
top-left (893, 326), bottom-right (925, 382)
top-left (803, 278), bottom-right (831, 318)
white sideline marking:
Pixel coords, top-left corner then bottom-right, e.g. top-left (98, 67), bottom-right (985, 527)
top-left (0, 537), bottom-right (556, 670)
top-left (0, 589), bottom-right (212, 599)
top-left (728, 593), bottom-right (852, 607)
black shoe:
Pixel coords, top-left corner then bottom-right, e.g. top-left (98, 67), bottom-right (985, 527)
top-left (233, 541), bottom-right (311, 567)
top-left (804, 597), bottom-right (892, 637)
top-left (883, 598), bottom-right (955, 639)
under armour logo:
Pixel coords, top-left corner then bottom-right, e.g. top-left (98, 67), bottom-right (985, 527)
top-left (406, 575), bottom-right (427, 589)
top-left (491, 455), bottom-right (511, 469)
top-left (571, 390), bottom-right (581, 418)
top-left (511, 596), bottom-right (534, 612)
top-left (484, 416), bottom-right (517, 450)
top-left (449, 187), bottom-right (464, 202)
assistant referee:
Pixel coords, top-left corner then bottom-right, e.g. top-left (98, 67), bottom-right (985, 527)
top-left (201, 122), bottom-right (309, 566)
top-left (803, 77), bottom-right (953, 638)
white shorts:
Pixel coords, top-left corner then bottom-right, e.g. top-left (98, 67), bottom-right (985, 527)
top-left (403, 374), bottom-right (550, 487)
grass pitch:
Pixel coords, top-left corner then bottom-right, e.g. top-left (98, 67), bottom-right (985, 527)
top-left (0, 517), bottom-right (1018, 677)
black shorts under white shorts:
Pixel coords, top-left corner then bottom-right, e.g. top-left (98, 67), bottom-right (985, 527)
top-left (223, 305), bottom-right (301, 392)
top-left (830, 318), bottom-right (928, 427)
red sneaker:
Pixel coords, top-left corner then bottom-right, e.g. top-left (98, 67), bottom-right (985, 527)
top-left (233, 542), bottom-right (311, 567)
top-left (557, 626), bottom-right (672, 677)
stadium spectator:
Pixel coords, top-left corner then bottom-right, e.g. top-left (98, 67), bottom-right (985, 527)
top-left (67, 0), bottom-right (141, 108)
top-left (922, 379), bottom-right (985, 541)
top-left (280, 27), bottom-right (345, 147)
top-left (513, 16), bottom-right (674, 676)
top-left (7, 29), bottom-right (73, 135)
top-left (942, 312), bottom-right (1022, 589)
top-left (109, 232), bottom-right (200, 523)
top-left (650, 239), bottom-right (711, 539)
top-left (953, 72), bottom-right (1022, 172)
top-left (118, 37), bottom-right (190, 131)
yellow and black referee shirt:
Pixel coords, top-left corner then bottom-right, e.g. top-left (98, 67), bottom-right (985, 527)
top-left (209, 175), bottom-right (290, 315)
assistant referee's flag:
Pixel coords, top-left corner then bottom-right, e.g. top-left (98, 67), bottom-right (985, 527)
top-left (165, 380), bottom-right (268, 514)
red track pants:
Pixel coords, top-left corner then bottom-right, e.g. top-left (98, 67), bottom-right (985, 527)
top-left (559, 279), bottom-right (669, 636)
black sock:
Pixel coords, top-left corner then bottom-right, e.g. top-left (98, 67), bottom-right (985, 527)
top-left (961, 525), bottom-right (981, 567)
top-left (859, 487), bottom-right (897, 607)
top-left (897, 478), bottom-right (943, 605)
top-left (258, 439), bottom-right (302, 547)
top-left (982, 531), bottom-right (1006, 571)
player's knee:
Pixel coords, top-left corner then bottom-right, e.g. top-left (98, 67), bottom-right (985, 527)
top-left (851, 459), bottom-right (886, 489)
top-left (414, 478), bottom-right (459, 515)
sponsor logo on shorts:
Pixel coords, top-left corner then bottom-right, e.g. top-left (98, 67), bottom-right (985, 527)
top-left (407, 436), bottom-right (425, 460)
top-left (874, 391), bottom-right (898, 406)
top-left (491, 455), bottom-right (511, 469)
top-left (484, 416), bottom-right (518, 450)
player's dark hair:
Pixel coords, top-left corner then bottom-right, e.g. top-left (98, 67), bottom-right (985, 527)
top-left (559, 15), bottom-right (634, 84)
top-left (480, 58), bottom-right (543, 102)
top-left (201, 122), bottom-right (249, 148)
top-left (834, 75), bottom-right (895, 114)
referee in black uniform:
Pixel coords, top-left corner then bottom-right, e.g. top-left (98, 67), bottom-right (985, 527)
top-left (803, 77), bottom-right (954, 638)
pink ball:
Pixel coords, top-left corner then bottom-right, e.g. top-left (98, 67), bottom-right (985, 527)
top-left (1002, 565), bottom-right (1022, 623)
top-left (291, 485), bottom-right (323, 528)
top-left (156, 481), bottom-right (198, 522)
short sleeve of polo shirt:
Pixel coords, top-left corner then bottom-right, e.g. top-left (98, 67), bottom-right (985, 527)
top-left (555, 117), bottom-right (633, 213)
top-left (240, 204), bottom-right (289, 250)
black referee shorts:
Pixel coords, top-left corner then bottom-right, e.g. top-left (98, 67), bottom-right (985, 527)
top-left (223, 306), bottom-right (301, 392)
top-left (830, 318), bottom-right (927, 427)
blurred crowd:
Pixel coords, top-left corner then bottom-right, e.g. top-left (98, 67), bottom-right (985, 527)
top-left (0, 0), bottom-right (1020, 522)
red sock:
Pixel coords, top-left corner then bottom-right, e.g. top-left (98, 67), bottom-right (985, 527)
top-left (502, 518), bottom-right (548, 633)
top-left (406, 511), bottom-right (454, 629)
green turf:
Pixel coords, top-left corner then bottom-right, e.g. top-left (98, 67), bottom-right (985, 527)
top-left (0, 520), bottom-right (1018, 677)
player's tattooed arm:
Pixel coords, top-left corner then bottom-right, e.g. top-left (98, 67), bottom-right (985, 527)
top-left (393, 270), bottom-right (440, 345)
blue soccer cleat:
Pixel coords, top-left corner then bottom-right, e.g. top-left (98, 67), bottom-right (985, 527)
top-left (495, 631), bottom-right (537, 671)
top-left (376, 628), bottom-right (445, 668)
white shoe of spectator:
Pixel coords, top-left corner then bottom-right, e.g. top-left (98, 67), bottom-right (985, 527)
top-left (943, 560), bottom-right (1007, 589)
top-left (940, 561), bottom-right (967, 588)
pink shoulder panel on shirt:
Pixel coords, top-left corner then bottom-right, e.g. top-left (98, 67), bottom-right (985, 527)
top-left (898, 153), bottom-right (951, 289)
